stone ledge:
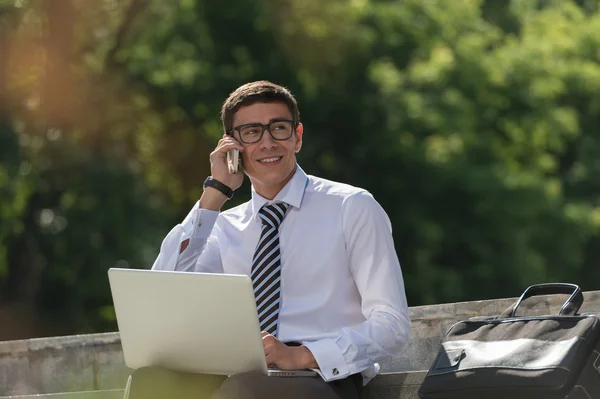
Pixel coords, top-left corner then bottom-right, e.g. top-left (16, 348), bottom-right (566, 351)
top-left (0, 389), bottom-right (124, 399)
top-left (0, 333), bottom-right (128, 396)
top-left (2, 291), bottom-right (598, 396)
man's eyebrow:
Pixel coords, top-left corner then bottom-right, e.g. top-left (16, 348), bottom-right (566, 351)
top-left (236, 117), bottom-right (292, 126)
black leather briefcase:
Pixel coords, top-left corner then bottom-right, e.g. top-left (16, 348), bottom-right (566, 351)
top-left (418, 283), bottom-right (600, 399)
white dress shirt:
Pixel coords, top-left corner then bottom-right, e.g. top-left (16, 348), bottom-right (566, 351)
top-left (152, 165), bottom-right (411, 383)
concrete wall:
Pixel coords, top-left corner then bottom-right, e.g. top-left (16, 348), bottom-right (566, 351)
top-left (2, 290), bottom-right (599, 396)
top-left (0, 334), bottom-right (128, 396)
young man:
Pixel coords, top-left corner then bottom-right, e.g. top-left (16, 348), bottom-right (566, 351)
top-left (131, 81), bottom-right (411, 399)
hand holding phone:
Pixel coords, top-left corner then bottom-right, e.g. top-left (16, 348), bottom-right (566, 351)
top-left (227, 149), bottom-right (240, 174)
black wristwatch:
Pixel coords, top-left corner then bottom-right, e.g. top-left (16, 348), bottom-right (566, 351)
top-left (203, 177), bottom-right (234, 200)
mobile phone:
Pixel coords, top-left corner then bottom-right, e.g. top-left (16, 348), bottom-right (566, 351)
top-left (227, 149), bottom-right (239, 174)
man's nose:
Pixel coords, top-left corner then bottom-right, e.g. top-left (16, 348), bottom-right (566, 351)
top-left (259, 127), bottom-right (277, 149)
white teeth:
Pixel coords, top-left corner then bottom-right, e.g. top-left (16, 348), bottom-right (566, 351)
top-left (259, 157), bottom-right (281, 163)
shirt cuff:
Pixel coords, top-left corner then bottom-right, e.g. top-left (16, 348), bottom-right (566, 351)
top-left (303, 338), bottom-right (349, 381)
top-left (181, 202), bottom-right (219, 239)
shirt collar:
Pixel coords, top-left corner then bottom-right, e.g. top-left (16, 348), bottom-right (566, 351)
top-left (250, 165), bottom-right (308, 217)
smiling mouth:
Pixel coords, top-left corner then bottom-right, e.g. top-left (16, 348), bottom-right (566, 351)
top-left (258, 156), bottom-right (282, 164)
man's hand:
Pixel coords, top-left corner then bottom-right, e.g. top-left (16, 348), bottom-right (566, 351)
top-left (200, 134), bottom-right (244, 210)
top-left (262, 332), bottom-right (319, 370)
top-left (209, 134), bottom-right (245, 190)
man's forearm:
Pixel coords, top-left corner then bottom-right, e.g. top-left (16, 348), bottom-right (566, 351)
top-left (199, 187), bottom-right (228, 211)
top-left (152, 200), bottom-right (221, 272)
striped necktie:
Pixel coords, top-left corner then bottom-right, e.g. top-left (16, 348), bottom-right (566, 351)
top-left (251, 202), bottom-right (290, 337)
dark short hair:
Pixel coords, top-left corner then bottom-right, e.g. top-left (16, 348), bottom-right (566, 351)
top-left (221, 81), bottom-right (300, 132)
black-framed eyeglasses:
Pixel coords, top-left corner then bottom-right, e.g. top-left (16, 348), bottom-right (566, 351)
top-left (227, 119), bottom-right (297, 144)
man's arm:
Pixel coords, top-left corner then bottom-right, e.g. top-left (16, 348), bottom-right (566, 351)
top-left (151, 200), bottom-right (222, 272)
top-left (303, 190), bottom-right (411, 381)
top-left (151, 134), bottom-right (244, 272)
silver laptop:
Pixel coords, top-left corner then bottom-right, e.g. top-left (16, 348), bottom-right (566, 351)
top-left (108, 268), bottom-right (317, 378)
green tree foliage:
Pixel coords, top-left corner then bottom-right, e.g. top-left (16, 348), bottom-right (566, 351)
top-left (1, 0), bottom-right (600, 337)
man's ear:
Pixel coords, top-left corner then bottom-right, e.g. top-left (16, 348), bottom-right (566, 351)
top-left (295, 123), bottom-right (303, 153)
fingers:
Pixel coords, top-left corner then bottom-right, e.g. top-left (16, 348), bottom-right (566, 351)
top-left (262, 332), bottom-right (275, 349)
top-left (262, 334), bottom-right (276, 366)
top-left (210, 136), bottom-right (243, 160)
top-left (209, 135), bottom-right (243, 176)
top-left (201, 134), bottom-right (245, 197)
top-left (211, 143), bottom-right (243, 160)
top-left (262, 332), bottom-right (276, 357)
top-left (263, 340), bottom-right (299, 370)
top-left (216, 134), bottom-right (243, 152)
top-left (265, 353), bottom-right (275, 367)
top-left (216, 140), bottom-right (243, 153)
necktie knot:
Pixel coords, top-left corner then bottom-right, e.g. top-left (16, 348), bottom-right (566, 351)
top-left (259, 202), bottom-right (289, 228)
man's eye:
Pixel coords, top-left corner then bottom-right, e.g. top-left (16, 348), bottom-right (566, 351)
top-left (271, 123), bottom-right (287, 131)
top-left (244, 128), bottom-right (260, 135)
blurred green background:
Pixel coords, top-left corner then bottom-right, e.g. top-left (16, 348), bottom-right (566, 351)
top-left (1, 0), bottom-right (600, 340)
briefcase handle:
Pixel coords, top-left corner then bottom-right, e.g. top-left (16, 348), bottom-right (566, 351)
top-left (501, 283), bottom-right (583, 318)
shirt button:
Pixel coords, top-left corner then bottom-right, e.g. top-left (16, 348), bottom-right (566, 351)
top-left (332, 368), bottom-right (339, 376)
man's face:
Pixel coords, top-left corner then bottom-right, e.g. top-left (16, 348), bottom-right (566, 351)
top-left (231, 102), bottom-right (302, 196)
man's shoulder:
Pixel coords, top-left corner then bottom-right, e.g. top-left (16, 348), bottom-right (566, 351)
top-left (306, 175), bottom-right (370, 200)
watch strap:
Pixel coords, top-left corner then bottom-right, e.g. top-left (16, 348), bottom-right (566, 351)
top-left (203, 177), bottom-right (234, 200)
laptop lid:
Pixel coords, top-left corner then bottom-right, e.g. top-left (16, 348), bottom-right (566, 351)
top-left (108, 268), bottom-right (268, 376)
